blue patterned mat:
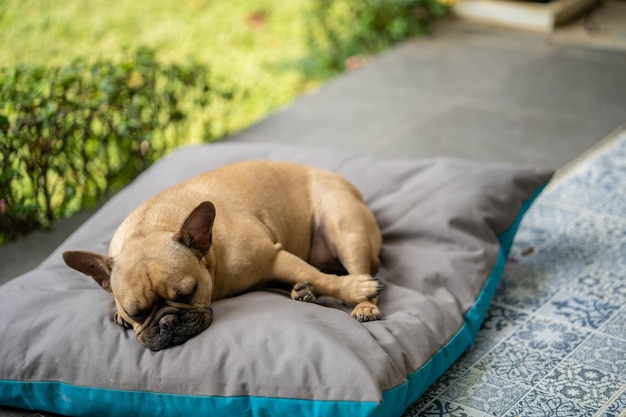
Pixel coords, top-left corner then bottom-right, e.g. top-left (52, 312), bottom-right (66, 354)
top-left (404, 130), bottom-right (626, 417)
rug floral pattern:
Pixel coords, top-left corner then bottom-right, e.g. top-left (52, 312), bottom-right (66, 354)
top-left (404, 132), bottom-right (626, 417)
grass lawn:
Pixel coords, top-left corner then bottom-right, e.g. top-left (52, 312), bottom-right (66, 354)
top-left (0, 0), bottom-right (318, 135)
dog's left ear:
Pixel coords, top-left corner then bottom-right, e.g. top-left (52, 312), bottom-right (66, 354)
top-left (174, 201), bottom-right (216, 258)
top-left (62, 250), bottom-right (114, 292)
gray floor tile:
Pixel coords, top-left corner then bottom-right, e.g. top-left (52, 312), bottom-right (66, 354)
top-left (373, 101), bottom-right (614, 167)
top-left (464, 52), bottom-right (626, 126)
top-left (231, 74), bottom-right (446, 152)
top-left (348, 35), bottom-right (546, 95)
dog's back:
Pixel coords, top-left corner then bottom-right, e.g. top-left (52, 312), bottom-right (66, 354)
top-left (109, 161), bottom-right (365, 261)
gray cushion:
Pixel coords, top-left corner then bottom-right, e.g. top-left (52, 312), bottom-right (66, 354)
top-left (0, 143), bottom-right (552, 416)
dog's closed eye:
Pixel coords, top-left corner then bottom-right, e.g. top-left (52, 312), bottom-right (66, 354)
top-left (174, 282), bottom-right (198, 303)
top-left (125, 308), bottom-right (150, 324)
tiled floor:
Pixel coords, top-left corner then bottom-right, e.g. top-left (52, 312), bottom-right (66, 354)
top-left (404, 131), bottom-right (626, 416)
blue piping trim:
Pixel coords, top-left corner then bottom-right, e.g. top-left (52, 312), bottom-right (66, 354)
top-left (0, 183), bottom-right (548, 417)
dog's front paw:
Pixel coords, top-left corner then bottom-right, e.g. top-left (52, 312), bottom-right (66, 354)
top-left (342, 275), bottom-right (383, 304)
top-left (351, 301), bottom-right (381, 322)
top-left (291, 282), bottom-right (317, 303)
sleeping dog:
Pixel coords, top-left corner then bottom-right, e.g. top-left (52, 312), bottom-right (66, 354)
top-left (63, 161), bottom-right (383, 351)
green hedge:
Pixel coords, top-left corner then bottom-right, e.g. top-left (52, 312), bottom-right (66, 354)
top-left (0, 48), bottom-right (235, 244)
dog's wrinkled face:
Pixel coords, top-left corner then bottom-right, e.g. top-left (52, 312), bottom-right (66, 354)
top-left (109, 236), bottom-right (215, 351)
top-left (63, 202), bottom-right (217, 351)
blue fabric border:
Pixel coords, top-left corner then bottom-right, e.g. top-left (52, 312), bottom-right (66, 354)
top-left (0, 184), bottom-right (548, 417)
top-left (0, 381), bottom-right (383, 417)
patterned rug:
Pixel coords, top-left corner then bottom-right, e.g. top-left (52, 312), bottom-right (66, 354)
top-left (404, 129), bottom-right (626, 417)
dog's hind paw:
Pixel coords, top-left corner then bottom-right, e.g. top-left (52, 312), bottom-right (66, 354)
top-left (351, 301), bottom-right (381, 322)
top-left (291, 282), bottom-right (317, 303)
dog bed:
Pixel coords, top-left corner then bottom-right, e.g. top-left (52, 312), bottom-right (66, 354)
top-left (0, 143), bottom-right (552, 417)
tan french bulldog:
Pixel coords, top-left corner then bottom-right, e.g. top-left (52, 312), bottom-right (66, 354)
top-left (63, 160), bottom-right (383, 351)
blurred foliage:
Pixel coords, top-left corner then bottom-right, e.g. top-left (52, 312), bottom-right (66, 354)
top-left (307, 0), bottom-right (449, 74)
top-left (0, 0), bottom-right (451, 245)
top-left (0, 0), bottom-right (315, 132)
top-left (0, 48), bottom-right (236, 244)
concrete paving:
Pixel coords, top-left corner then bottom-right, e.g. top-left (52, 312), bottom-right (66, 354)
top-left (230, 22), bottom-right (626, 167)
top-left (1, 16), bottom-right (626, 417)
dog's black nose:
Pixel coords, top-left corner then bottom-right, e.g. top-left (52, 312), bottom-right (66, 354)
top-left (139, 307), bottom-right (212, 350)
top-left (158, 314), bottom-right (180, 332)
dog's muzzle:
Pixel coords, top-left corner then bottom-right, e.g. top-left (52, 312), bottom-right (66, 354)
top-left (137, 306), bottom-right (213, 351)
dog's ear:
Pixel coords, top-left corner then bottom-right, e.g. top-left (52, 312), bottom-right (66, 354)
top-left (62, 250), bottom-right (114, 292)
top-left (174, 201), bottom-right (216, 258)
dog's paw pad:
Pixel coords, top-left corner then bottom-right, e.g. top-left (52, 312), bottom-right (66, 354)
top-left (291, 282), bottom-right (317, 303)
top-left (350, 302), bottom-right (381, 322)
